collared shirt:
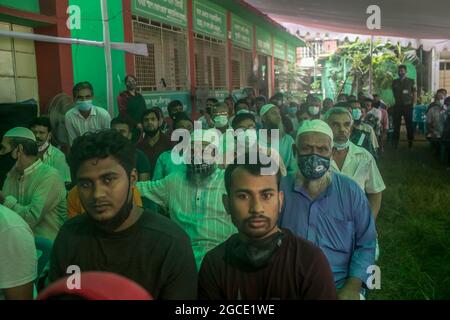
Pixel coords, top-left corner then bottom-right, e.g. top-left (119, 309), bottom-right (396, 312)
top-left (331, 142), bottom-right (386, 194)
top-left (41, 144), bottom-right (71, 183)
top-left (350, 127), bottom-right (378, 160)
top-left (378, 108), bottom-right (389, 131)
top-left (426, 105), bottom-right (445, 138)
top-left (65, 106), bottom-right (111, 146)
top-left (3, 160), bottom-right (67, 240)
top-left (353, 122), bottom-right (379, 149)
top-left (137, 169), bottom-right (237, 269)
top-left (152, 150), bottom-right (186, 181)
top-left (279, 172), bottom-right (376, 289)
top-left (392, 77), bottom-right (416, 106)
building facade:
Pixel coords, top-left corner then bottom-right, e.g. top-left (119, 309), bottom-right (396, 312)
top-left (0, 0), bottom-right (304, 117)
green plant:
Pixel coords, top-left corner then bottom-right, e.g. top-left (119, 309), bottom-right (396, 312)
top-left (326, 40), bottom-right (419, 99)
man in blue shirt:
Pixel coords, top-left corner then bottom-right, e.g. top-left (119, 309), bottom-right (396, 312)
top-left (279, 119), bottom-right (376, 300)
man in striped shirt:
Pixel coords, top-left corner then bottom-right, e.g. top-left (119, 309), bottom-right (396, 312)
top-left (137, 129), bottom-right (237, 269)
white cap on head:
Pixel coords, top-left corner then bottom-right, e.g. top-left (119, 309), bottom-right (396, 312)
top-left (259, 104), bottom-right (276, 117)
top-left (296, 119), bottom-right (334, 141)
top-left (3, 127), bottom-right (37, 142)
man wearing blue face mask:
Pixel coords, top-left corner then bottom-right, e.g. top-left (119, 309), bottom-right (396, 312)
top-left (278, 119), bottom-right (376, 300)
top-left (65, 82), bottom-right (111, 146)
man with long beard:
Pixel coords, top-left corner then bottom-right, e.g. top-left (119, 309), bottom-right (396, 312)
top-left (136, 108), bottom-right (172, 180)
top-left (278, 120), bottom-right (376, 300)
top-left (137, 129), bottom-right (237, 269)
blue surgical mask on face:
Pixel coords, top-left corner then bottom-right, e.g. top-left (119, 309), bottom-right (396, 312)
top-left (214, 115), bottom-right (228, 128)
top-left (308, 106), bottom-right (320, 116)
top-left (352, 108), bottom-right (362, 121)
top-left (288, 106), bottom-right (297, 115)
top-left (297, 154), bottom-right (330, 180)
top-left (76, 100), bottom-right (93, 111)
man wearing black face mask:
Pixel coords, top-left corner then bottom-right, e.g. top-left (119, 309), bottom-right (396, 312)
top-left (198, 158), bottom-right (336, 300)
top-left (48, 130), bottom-right (197, 299)
top-left (279, 120), bottom-right (376, 300)
top-left (137, 129), bottom-right (237, 270)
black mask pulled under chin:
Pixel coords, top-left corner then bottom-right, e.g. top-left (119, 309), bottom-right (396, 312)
top-left (0, 152), bottom-right (17, 170)
top-left (89, 180), bottom-right (134, 233)
top-left (226, 230), bottom-right (284, 270)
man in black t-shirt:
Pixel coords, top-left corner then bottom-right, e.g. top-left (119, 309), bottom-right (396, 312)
top-left (198, 157), bottom-right (336, 300)
top-left (391, 64), bottom-right (417, 148)
top-left (48, 130), bottom-right (197, 299)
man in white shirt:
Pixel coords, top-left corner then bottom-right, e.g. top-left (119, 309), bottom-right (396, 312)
top-left (324, 107), bottom-right (386, 219)
top-left (0, 204), bottom-right (37, 300)
top-left (0, 127), bottom-right (67, 240)
top-left (30, 117), bottom-right (71, 186)
top-left (65, 81), bottom-right (111, 146)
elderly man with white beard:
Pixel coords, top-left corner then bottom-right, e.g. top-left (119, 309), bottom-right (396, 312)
top-left (278, 119), bottom-right (376, 300)
top-left (136, 129), bottom-right (237, 270)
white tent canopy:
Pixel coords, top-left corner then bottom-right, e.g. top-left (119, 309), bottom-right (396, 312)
top-left (246, 0), bottom-right (450, 50)
top-left (281, 23), bottom-right (450, 51)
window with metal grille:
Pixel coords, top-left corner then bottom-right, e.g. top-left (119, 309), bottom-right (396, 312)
top-left (274, 58), bottom-right (288, 92)
top-left (194, 33), bottom-right (227, 90)
top-left (231, 46), bottom-right (253, 89)
top-left (132, 16), bottom-right (188, 92)
top-left (231, 59), bottom-right (240, 89)
top-left (0, 23), bottom-right (39, 104)
top-left (439, 60), bottom-right (450, 92)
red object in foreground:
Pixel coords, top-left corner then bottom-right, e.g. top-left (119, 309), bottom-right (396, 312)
top-left (37, 272), bottom-right (153, 300)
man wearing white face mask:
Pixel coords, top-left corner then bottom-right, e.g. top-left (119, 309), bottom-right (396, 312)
top-left (30, 117), bottom-right (71, 186)
top-left (211, 102), bottom-right (230, 133)
top-left (324, 107), bottom-right (385, 220)
top-left (0, 127), bottom-right (67, 240)
top-left (307, 96), bottom-right (322, 119)
top-left (65, 82), bottom-right (111, 146)
top-left (211, 102), bottom-right (233, 165)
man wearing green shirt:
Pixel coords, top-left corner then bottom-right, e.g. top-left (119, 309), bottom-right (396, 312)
top-left (30, 117), bottom-right (71, 187)
top-left (137, 129), bottom-right (237, 269)
top-left (0, 127), bottom-right (67, 240)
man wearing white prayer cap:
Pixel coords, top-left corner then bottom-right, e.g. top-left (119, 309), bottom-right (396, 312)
top-left (278, 119), bottom-right (377, 300)
top-left (258, 104), bottom-right (297, 176)
top-left (0, 127), bottom-right (67, 240)
top-left (137, 128), bottom-right (237, 269)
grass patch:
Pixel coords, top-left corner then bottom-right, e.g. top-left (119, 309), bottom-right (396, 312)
top-left (368, 138), bottom-right (450, 300)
